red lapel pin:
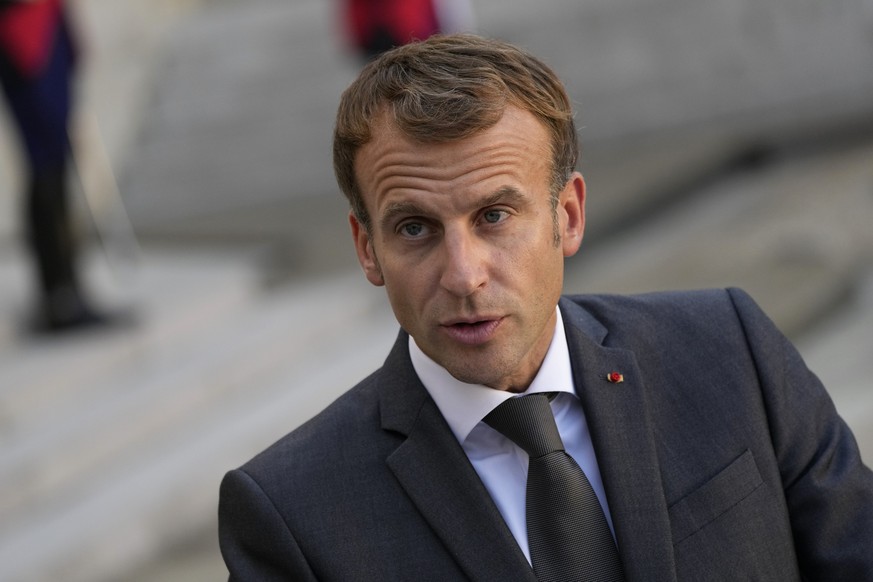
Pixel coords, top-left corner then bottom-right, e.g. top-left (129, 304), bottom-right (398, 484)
top-left (606, 371), bottom-right (624, 384)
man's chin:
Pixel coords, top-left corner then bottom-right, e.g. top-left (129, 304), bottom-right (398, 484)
top-left (445, 363), bottom-right (511, 391)
top-left (419, 338), bottom-right (514, 388)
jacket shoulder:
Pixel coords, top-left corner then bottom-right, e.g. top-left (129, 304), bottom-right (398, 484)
top-left (235, 367), bottom-right (391, 484)
top-left (563, 287), bottom-right (763, 337)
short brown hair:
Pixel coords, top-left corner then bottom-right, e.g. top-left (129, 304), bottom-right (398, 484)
top-left (332, 33), bottom-right (579, 232)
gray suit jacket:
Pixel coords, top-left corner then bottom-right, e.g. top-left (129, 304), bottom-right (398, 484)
top-left (219, 288), bottom-right (873, 581)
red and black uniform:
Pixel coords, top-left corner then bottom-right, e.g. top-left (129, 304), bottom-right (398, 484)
top-left (0, 1), bottom-right (104, 331)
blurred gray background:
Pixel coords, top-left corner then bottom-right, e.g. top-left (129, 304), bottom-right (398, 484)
top-left (1, 0), bottom-right (872, 580)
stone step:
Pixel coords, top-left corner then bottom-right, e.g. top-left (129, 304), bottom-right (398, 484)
top-left (0, 308), bottom-right (398, 582)
top-left (0, 250), bottom-right (258, 437)
top-left (565, 138), bottom-right (873, 340)
top-left (0, 249), bottom-right (396, 582)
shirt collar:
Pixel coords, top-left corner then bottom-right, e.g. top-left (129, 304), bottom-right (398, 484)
top-left (409, 306), bottom-right (575, 444)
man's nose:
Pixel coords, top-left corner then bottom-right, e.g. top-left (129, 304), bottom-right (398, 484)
top-left (439, 231), bottom-right (488, 297)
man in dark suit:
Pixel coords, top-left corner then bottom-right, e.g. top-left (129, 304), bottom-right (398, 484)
top-left (219, 34), bottom-right (873, 581)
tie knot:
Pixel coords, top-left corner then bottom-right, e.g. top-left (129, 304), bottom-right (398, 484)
top-left (484, 393), bottom-right (564, 458)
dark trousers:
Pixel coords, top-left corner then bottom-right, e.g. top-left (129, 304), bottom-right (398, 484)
top-left (0, 14), bottom-right (80, 304)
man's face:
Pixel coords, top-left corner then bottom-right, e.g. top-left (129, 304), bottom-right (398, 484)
top-left (350, 106), bottom-right (585, 392)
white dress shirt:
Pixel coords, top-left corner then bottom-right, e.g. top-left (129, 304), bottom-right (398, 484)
top-left (409, 307), bottom-right (616, 564)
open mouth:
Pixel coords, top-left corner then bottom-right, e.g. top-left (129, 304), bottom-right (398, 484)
top-left (441, 318), bottom-right (502, 345)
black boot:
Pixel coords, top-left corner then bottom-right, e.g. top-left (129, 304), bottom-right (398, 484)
top-left (25, 164), bottom-right (108, 332)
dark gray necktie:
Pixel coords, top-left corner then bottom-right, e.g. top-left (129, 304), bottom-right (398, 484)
top-left (484, 393), bottom-right (625, 582)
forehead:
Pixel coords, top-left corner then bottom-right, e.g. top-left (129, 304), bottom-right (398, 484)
top-left (354, 107), bottom-right (553, 212)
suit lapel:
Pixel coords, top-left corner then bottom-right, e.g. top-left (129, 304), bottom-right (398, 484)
top-left (378, 332), bottom-right (537, 582)
top-left (561, 298), bottom-right (677, 582)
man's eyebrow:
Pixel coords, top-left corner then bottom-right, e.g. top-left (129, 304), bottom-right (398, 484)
top-left (483, 185), bottom-right (526, 207)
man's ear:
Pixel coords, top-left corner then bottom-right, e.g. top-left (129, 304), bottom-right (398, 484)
top-left (559, 172), bottom-right (586, 258)
top-left (349, 211), bottom-right (385, 286)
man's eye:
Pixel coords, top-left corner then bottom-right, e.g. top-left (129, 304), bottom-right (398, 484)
top-left (400, 222), bottom-right (427, 237)
top-left (482, 209), bottom-right (508, 224)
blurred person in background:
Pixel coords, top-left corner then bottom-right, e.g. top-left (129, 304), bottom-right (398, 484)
top-left (341, 0), bottom-right (474, 60)
top-left (219, 34), bottom-right (873, 581)
top-left (0, 0), bottom-right (109, 332)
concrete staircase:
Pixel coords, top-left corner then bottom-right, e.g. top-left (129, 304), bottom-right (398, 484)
top-left (0, 249), bottom-right (398, 582)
